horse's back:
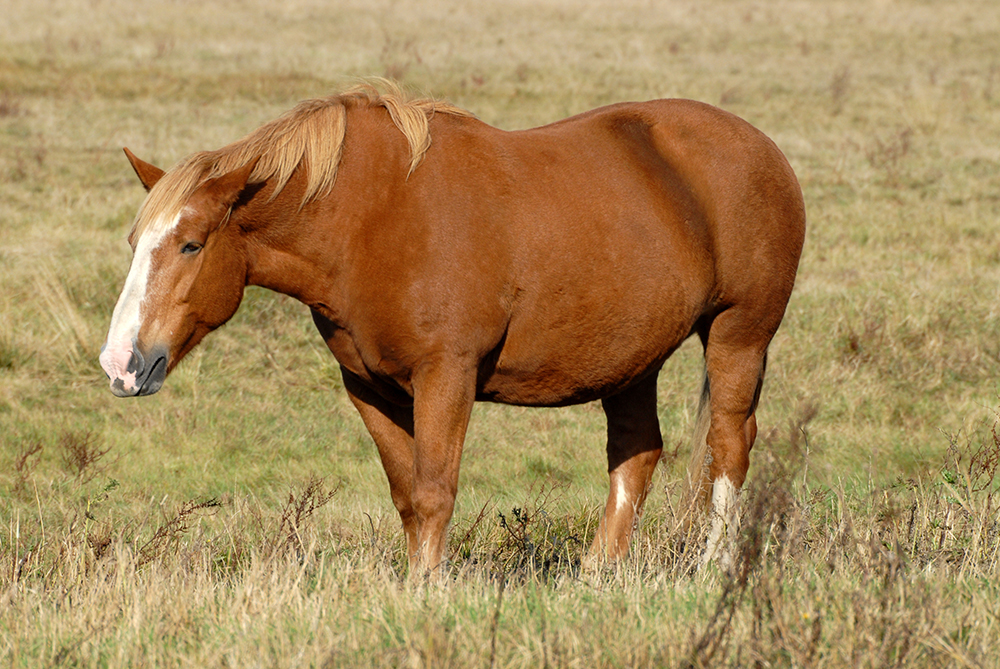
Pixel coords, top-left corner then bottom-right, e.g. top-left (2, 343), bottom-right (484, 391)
top-left (448, 98), bottom-right (804, 295)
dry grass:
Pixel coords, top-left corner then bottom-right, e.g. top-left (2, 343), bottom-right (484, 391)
top-left (1, 416), bottom-right (998, 667)
top-left (2, 0), bottom-right (1000, 665)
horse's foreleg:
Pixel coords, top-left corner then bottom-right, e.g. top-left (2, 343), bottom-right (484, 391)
top-left (341, 368), bottom-right (419, 558)
top-left (586, 373), bottom-right (663, 566)
top-left (409, 362), bottom-right (477, 574)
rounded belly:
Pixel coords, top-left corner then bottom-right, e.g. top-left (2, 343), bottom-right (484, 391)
top-left (477, 302), bottom-right (697, 406)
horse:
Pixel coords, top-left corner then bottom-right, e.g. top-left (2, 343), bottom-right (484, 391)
top-left (100, 81), bottom-right (805, 572)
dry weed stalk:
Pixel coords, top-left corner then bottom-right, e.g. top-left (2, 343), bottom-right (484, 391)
top-left (10, 437), bottom-right (43, 496)
top-left (491, 480), bottom-right (580, 582)
top-left (136, 498), bottom-right (223, 568)
top-left (265, 477), bottom-right (339, 561)
top-left (59, 430), bottom-right (112, 483)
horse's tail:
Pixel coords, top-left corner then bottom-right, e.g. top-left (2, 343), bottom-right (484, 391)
top-left (682, 368), bottom-right (713, 516)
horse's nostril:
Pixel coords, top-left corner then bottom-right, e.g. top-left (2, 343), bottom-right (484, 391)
top-left (126, 348), bottom-right (145, 376)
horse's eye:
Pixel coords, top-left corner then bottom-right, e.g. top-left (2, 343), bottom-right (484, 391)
top-left (181, 242), bottom-right (203, 255)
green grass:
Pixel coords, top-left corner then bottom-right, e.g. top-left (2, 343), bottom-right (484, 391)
top-left (2, 0), bottom-right (1000, 666)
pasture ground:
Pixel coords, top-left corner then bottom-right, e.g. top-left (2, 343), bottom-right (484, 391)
top-left (2, 0), bottom-right (999, 666)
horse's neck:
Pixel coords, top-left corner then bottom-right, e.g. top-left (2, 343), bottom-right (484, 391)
top-left (242, 175), bottom-right (347, 314)
top-left (243, 108), bottom-right (412, 318)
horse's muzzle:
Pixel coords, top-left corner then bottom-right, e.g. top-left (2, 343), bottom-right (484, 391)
top-left (101, 343), bottom-right (169, 397)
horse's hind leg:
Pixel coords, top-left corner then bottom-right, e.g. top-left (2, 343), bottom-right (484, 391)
top-left (587, 373), bottom-right (663, 564)
top-left (341, 368), bottom-right (419, 557)
top-left (699, 308), bottom-right (771, 569)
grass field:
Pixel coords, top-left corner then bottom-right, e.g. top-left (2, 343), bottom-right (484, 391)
top-left (2, 0), bottom-right (1000, 666)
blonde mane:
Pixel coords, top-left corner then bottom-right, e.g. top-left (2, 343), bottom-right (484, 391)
top-left (131, 80), bottom-right (474, 238)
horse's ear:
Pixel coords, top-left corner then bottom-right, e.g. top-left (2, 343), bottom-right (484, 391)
top-left (123, 148), bottom-right (165, 192)
top-left (202, 157), bottom-right (262, 210)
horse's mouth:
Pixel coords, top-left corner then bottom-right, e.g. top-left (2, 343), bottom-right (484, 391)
top-left (137, 353), bottom-right (168, 396)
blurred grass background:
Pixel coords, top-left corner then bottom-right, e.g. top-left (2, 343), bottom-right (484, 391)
top-left (2, 0), bottom-right (1000, 666)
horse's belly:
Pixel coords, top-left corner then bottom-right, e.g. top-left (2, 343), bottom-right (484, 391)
top-left (478, 305), bottom-right (697, 407)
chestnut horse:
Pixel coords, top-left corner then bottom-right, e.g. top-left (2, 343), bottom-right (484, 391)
top-left (100, 82), bottom-right (804, 571)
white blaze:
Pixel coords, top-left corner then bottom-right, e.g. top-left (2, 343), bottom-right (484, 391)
top-left (99, 215), bottom-right (176, 393)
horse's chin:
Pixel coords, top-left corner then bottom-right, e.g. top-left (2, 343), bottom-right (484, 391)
top-left (109, 378), bottom-right (138, 397)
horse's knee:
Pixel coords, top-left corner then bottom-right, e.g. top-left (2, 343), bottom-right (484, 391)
top-left (410, 481), bottom-right (457, 524)
top-left (392, 493), bottom-right (416, 526)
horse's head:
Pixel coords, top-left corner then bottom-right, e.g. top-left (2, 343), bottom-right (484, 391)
top-left (99, 149), bottom-right (258, 397)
